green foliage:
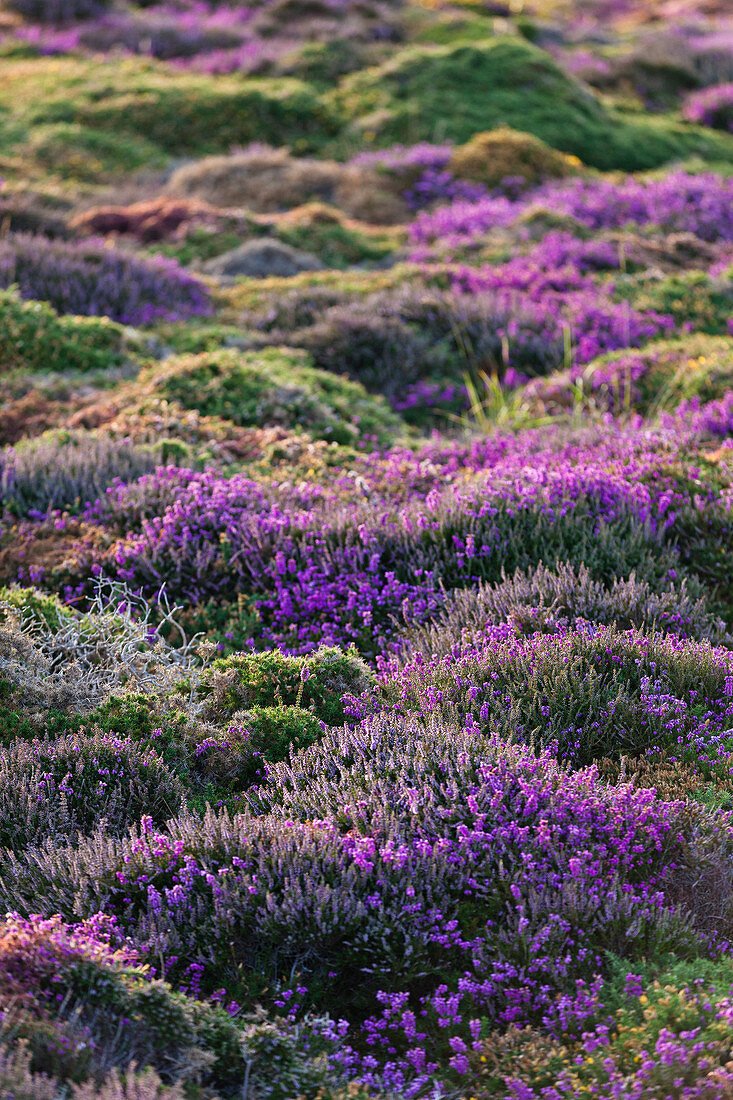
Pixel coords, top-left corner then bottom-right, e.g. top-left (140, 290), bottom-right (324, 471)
top-left (0, 287), bottom-right (135, 375)
top-left (276, 214), bottom-right (398, 269)
top-left (0, 584), bottom-right (67, 631)
top-left (39, 73), bottom-right (338, 156)
top-left (24, 122), bottom-right (164, 182)
top-left (449, 127), bottom-right (583, 185)
top-left (618, 269), bottom-right (733, 335)
top-left (326, 38), bottom-right (733, 170)
top-left (476, 955), bottom-right (733, 1096)
top-left (238, 704), bottom-right (324, 769)
top-left (198, 644), bottom-right (374, 725)
top-left (151, 226), bottom-right (248, 267)
top-left (11, 939), bottom-right (245, 1086)
top-left (145, 347), bottom-right (405, 446)
top-left (277, 39), bottom-right (368, 87)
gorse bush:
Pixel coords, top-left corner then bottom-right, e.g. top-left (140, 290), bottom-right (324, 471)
top-left (196, 644), bottom-right (374, 725)
top-left (226, 705), bottom-right (325, 786)
top-left (448, 128), bottom-right (583, 187)
top-left (0, 234), bottom-right (211, 325)
top-left (67, 76), bottom-right (338, 157)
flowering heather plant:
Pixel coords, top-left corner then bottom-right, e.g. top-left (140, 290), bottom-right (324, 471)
top-left (410, 172), bottom-right (733, 247)
top-left (350, 143), bottom-right (455, 174)
top-left (0, 433), bottom-right (159, 519)
top-left (0, 911), bottom-right (249, 1087)
top-left (349, 625), bottom-right (733, 768)
top-left (0, 732), bottom-right (185, 848)
top-left (0, 234), bottom-right (211, 325)
top-left (474, 961), bottom-right (733, 1098)
top-left (6, 0), bottom-right (110, 23)
top-left (403, 169), bottom-right (487, 211)
top-left (684, 82), bottom-right (733, 132)
top-left (402, 561), bottom-right (728, 657)
top-left (0, 719), bottom-right (706, 1090)
top-left (26, 415), bottom-right (723, 655)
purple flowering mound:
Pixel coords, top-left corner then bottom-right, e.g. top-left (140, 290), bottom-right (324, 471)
top-left (684, 83), bottom-right (733, 132)
top-left (6, 0), bottom-right (110, 22)
top-left (0, 717), bottom-right (719, 1092)
top-left (0, 233), bottom-right (211, 324)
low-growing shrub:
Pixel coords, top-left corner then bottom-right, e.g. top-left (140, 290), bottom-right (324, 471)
top-left (349, 625), bottom-right (733, 767)
top-left (197, 644), bottom-right (373, 725)
top-left (0, 287), bottom-right (134, 375)
top-left (327, 38), bottom-right (733, 171)
top-left (62, 78), bottom-right (337, 158)
top-left (472, 957), bottom-right (733, 1098)
top-left (620, 269), bottom-right (733, 336)
top-left (6, 0), bottom-right (110, 22)
top-left (273, 203), bottom-right (399, 269)
top-left (166, 146), bottom-right (408, 223)
top-left (143, 348), bottom-right (404, 446)
top-left (0, 432), bottom-right (159, 518)
top-left (684, 82), bottom-right (733, 133)
top-left (0, 912), bottom-right (246, 1088)
top-left (449, 128), bottom-right (583, 187)
top-left (0, 583), bottom-right (205, 716)
top-left (0, 234), bottom-right (211, 325)
top-left (0, 731), bottom-right (184, 847)
top-left (0, 719), bottom-right (702, 1086)
top-left (403, 562), bottom-right (728, 657)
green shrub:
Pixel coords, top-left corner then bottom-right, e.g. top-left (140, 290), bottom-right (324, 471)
top-left (197, 644), bottom-right (373, 725)
top-left (326, 38), bottom-right (733, 170)
top-left (0, 584), bottom-right (67, 631)
top-left (145, 347), bottom-right (405, 446)
top-left (618, 269), bottom-right (733, 335)
top-left (275, 206), bottom-right (399, 269)
top-left (0, 913), bottom-right (245, 1087)
top-left (474, 955), bottom-right (733, 1097)
top-left (276, 38), bottom-right (368, 87)
top-left (236, 704), bottom-right (324, 775)
top-left (0, 287), bottom-right (135, 375)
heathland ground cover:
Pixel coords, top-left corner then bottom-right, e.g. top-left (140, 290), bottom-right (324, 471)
top-left (3, 0), bottom-right (733, 1095)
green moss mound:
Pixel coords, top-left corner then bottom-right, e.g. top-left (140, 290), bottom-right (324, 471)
top-left (0, 288), bottom-right (136, 375)
top-left (38, 73), bottom-right (338, 157)
top-left (449, 127), bottom-right (583, 185)
top-left (145, 347), bottom-right (405, 446)
top-left (326, 38), bottom-right (733, 170)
